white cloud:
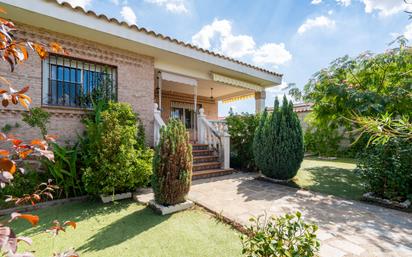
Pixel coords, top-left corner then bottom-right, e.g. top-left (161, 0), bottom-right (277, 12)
top-left (361, 0), bottom-right (412, 17)
top-left (221, 35), bottom-right (256, 58)
top-left (192, 19), bottom-right (232, 49)
top-left (252, 43), bottom-right (292, 66)
top-left (336, 0), bottom-right (351, 7)
top-left (121, 6), bottom-right (137, 25)
top-left (266, 81), bottom-right (289, 95)
top-left (311, 0), bottom-right (322, 4)
top-left (109, 0), bottom-right (119, 5)
top-left (405, 23), bottom-right (412, 41)
top-left (192, 19), bottom-right (292, 67)
top-left (297, 16), bottom-right (336, 35)
top-left (59, 0), bottom-right (92, 8)
top-left (145, 0), bottom-right (189, 14)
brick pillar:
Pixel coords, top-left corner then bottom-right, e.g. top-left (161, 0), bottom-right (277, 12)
top-left (255, 91), bottom-right (266, 113)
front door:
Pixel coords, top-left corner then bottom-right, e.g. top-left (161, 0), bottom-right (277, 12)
top-left (171, 105), bottom-right (197, 141)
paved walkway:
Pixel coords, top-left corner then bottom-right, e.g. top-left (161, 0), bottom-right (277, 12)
top-left (189, 173), bottom-right (412, 257)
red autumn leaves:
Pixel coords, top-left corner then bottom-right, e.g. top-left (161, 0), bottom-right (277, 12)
top-left (0, 7), bottom-right (66, 110)
top-left (0, 133), bottom-right (55, 188)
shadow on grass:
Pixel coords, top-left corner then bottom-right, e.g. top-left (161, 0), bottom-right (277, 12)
top-left (11, 200), bottom-right (149, 235)
top-left (77, 206), bottom-right (169, 252)
top-left (293, 166), bottom-right (364, 200)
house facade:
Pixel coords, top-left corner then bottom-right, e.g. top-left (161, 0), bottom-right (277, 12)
top-left (0, 0), bottom-right (283, 175)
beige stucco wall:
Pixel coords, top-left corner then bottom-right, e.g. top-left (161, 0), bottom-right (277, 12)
top-left (0, 23), bottom-right (155, 145)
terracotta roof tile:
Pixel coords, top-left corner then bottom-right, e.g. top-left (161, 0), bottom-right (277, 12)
top-left (51, 0), bottom-right (282, 78)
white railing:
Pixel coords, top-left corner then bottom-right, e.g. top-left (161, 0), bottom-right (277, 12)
top-left (209, 120), bottom-right (227, 135)
top-left (197, 109), bottom-right (230, 169)
top-left (154, 103), bottom-right (166, 145)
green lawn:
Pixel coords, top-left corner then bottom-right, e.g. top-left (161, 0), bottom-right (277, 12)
top-left (292, 157), bottom-right (364, 200)
top-left (11, 200), bottom-right (242, 257)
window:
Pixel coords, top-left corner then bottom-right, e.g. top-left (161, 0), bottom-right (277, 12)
top-left (42, 55), bottom-right (117, 108)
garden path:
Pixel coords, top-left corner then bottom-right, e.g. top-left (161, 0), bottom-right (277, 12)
top-left (189, 173), bottom-right (412, 257)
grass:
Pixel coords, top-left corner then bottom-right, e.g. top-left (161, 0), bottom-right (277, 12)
top-left (10, 200), bottom-right (242, 257)
top-left (291, 157), bottom-right (364, 200)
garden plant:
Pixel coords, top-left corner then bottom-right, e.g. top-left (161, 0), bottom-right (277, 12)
top-left (0, 8), bottom-right (78, 256)
top-left (81, 101), bottom-right (153, 196)
top-left (226, 111), bottom-right (260, 171)
top-left (241, 211), bottom-right (320, 257)
top-left (253, 96), bottom-right (304, 180)
top-left (152, 119), bottom-right (192, 206)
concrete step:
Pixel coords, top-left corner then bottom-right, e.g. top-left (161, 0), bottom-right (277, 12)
top-left (191, 144), bottom-right (209, 151)
top-left (193, 155), bottom-right (219, 164)
top-left (192, 168), bottom-right (235, 180)
top-left (193, 161), bottom-right (221, 171)
top-left (192, 149), bottom-right (214, 156)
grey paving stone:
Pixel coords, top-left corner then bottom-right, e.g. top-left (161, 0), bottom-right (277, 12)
top-left (189, 172), bottom-right (412, 257)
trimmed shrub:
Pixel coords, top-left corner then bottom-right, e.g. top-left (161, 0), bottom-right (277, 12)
top-left (253, 96), bottom-right (304, 180)
top-left (356, 138), bottom-right (412, 201)
top-left (152, 119), bottom-right (192, 206)
top-left (241, 211), bottom-right (320, 257)
top-left (226, 113), bottom-right (260, 171)
top-left (81, 101), bottom-right (153, 195)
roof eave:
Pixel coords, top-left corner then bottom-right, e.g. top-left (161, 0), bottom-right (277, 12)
top-left (1, 0), bottom-right (283, 86)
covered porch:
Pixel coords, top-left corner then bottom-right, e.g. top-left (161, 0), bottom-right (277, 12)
top-left (153, 69), bottom-right (276, 178)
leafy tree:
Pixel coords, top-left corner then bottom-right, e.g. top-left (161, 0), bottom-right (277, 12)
top-left (253, 96), bottom-right (304, 180)
top-left (152, 119), bottom-right (192, 206)
top-left (302, 40), bottom-right (411, 130)
top-left (290, 40), bottom-right (412, 155)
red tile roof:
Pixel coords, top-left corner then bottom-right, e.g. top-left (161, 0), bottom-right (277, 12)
top-left (52, 0), bottom-right (283, 78)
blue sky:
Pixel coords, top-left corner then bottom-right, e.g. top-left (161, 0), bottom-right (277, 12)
top-left (62, 0), bottom-right (412, 116)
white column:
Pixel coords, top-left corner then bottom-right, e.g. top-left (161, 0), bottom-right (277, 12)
top-left (157, 71), bottom-right (162, 111)
top-left (255, 91), bottom-right (266, 113)
top-left (197, 108), bottom-right (206, 144)
top-left (221, 125), bottom-right (230, 169)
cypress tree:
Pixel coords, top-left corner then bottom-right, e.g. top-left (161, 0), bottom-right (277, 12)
top-left (152, 119), bottom-right (193, 206)
top-left (253, 96), bottom-right (304, 180)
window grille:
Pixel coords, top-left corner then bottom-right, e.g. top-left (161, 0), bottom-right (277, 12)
top-left (42, 54), bottom-right (117, 108)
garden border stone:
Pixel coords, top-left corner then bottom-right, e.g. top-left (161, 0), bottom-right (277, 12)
top-left (257, 174), bottom-right (293, 185)
top-left (362, 192), bottom-right (411, 209)
top-left (100, 192), bottom-right (132, 203)
top-left (148, 199), bottom-right (194, 215)
top-left (0, 195), bottom-right (89, 216)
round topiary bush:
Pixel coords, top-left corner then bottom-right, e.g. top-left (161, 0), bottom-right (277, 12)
top-left (253, 96), bottom-right (304, 180)
top-left (152, 119), bottom-right (193, 206)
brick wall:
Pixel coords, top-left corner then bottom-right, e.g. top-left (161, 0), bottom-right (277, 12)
top-left (0, 23), bottom-right (155, 145)
top-left (155, 90), bottom-right (218, 122)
